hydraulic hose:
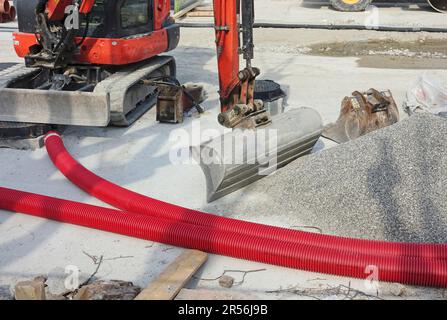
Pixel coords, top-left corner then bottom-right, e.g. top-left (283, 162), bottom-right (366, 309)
top-left (1, 186), bottom-right (447, 287)
top-left (44, 132), bottom-right (447, 260)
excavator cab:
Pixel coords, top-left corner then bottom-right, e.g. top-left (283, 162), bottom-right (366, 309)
top-left (15, 0), bottom-right (179, 68)
top-left (18, 0), bottom-right (157, 37)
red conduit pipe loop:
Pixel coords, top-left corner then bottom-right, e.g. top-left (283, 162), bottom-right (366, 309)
top-left (1, 186), bottom-right (447, 287)
top-left (44, 132), bottom-right (447, 260)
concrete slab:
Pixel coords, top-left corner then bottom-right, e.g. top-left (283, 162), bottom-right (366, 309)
top-left (0, 17), bottom-right (447, 299)
top-left (184, 0), bottom-right (447, 29)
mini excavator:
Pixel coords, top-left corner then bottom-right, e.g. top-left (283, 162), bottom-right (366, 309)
top-left (0, 0), bottom-right (323, 201)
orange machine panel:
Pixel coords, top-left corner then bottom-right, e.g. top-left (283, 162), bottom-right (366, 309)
top-left (13, 30), bottom-right (169, 65)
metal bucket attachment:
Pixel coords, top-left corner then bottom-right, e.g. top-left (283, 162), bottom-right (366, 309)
top-left (193, 107), bottom-right (323, 202)
top-left (322, 89), bottom-right (399, 144)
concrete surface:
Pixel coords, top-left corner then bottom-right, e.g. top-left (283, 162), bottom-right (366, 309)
top-left (1, 5), bottom-right (447, 299)
top-left (186, 0), bottom-right (447, 29)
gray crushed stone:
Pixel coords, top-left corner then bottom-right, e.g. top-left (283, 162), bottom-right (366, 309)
top-left (207, 113), bottom-right (447, 243)
top-left (0, 285), bottom-right (12, 300)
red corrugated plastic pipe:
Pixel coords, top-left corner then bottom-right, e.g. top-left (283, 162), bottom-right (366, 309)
top-left (44, 132), bottom-right (447, 260)
top-left (1, 186), bottom-right (447, 287)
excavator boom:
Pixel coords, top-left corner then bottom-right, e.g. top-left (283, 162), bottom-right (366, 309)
top-left (212, 0), bottom-right (269, 128)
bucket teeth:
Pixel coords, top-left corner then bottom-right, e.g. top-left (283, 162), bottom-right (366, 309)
top-left (193, 107), bottom-right (323, 202)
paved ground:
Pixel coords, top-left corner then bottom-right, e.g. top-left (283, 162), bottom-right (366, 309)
top-left (0, 5), bottom-right (446, 300)
top-left (186, 0), bottom-right (446, 29)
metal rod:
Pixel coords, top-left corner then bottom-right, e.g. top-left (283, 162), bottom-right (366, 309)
top-left (241, 0), bottom-right (255, 67)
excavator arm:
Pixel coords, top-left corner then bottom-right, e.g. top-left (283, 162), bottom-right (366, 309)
top-left (213, 0), bottom-right (271, 128)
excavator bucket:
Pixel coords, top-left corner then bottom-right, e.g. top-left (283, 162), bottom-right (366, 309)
top-left (193, 107), bottom-right (323, 202)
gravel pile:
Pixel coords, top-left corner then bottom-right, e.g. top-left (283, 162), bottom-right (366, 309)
top-left (208, 113), bottom-right (447, 243)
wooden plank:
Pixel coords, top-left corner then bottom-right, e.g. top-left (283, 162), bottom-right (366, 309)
top-left (186, 10), bottom-right (214, 17)
top-left (173, 0), bottom-right (198, 13)
top-left (135, 250), bottom-right (208, 300)
top-left (193, 5), bottom-right (213, 11)
top-left (173, 0), bottom-right (204, 20)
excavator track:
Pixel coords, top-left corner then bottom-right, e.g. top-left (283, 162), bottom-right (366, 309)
top-left (0, 63), bottom-right (39, 89)
top-left (95, 56), bottom-right (176, 126)
top-left (0, 56), bottom-right (176, 127)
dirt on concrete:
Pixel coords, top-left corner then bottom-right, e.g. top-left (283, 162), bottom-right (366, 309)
top-left (357, 56), bottom-right (447, 69)
top-left (307, 38), bottom-right (447, 58)
top-left (306, 38), bottom-right (447, 69)
top-left (250, 29), bottom-right (447, 70)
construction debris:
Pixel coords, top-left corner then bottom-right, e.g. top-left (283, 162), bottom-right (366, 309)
top-left (209, 113), bottom-right (447, 243)
top-left (14, 279), bottom-right (46, 300)
top-left (13, 274), bottom-right (140, 300)
top-left (74, 280), bottom-right (141, 300)
top-left (218, 275), bottom-right (235, 288)
top-left (404, 74), bottom-right (447, 115)
top-left (266, 283), bottom-right (383, 300)
top-left (44, 267), bottom-right (91, 296)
